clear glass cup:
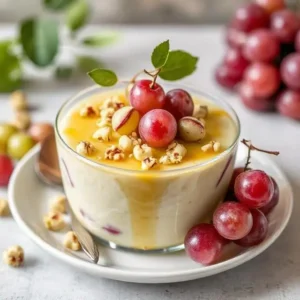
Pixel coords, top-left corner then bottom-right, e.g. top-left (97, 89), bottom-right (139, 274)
top-left (55, 82), bottom-right (240, 253)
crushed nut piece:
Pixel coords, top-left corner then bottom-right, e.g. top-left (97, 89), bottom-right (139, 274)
top-left (10, 90), bottom-right (28, 111)
top-left (43, 211), bottom-right (66, 231)
top-left (0, 199), bottom-right (9, 216)
top-left (141, 157), bottom-right (157, 170)
top-left (76, 141), bottom-right (95, 156)
top-left (201, 142), bottom-right (213, 152)
top-left (119, 135), bottom-right (133, 152)
top-left (92, 127), bottom-right (112, 142)
top-left (213, 141), bottom-right (221, 152)
top-left (79, 106), bottom-right (98, 117)
top-left (105, 145), bottom-right (125, 160)
top-left (13, 111), bottom-right (31, 130)
top-left (129, 132), bottom-right (142, 146)
top-left (167, 141), bottom-right (187, 158)
top-left (96, 117), bottom-right (111, 128)
top-left (159, 155), bottom-right (172, 165)
top-left (133, 144), bottom-right (153, 161)
top-left (3, 245), bottom-right (24, 267)
top-left (193, 105), bottom-right (208, 119)
top-left (63, 231), bottom-right (81, 251)
top-left (101, 96), bottom-right (124, 110)
top-left (201, 141), bottom-right (221, 152)
top-left (51, 195), bottom-right (66, 214)
top-left (100, 107), bottom-right (115, 119)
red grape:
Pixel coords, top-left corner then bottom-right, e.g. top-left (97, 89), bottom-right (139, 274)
top-left (260, 178), bottom-right (279, 215)
top-left (243, 29), bottom-right (280, 62)
top-left (235, 209), bottom-right (268, 247)
top-left (130, 79), bottom-right (165, 115)
top-left (276, 89), bottom-right (300, 120)
top-left (235, 170), bottom-right (274, 208)
top-left (215, 64), bottom-right (242, 89)
top-left (239, 82), bottom-right (274, 112)
top-left (255, 0), bottom-right (285, 14)
top-left (0, 154), bottom-right (14, 187)
top-left (139, 109), bottom-right (177, 148)
top-left (229, 167), bottom-right (245, 191)
top-left (244, 62), bottom-right (280, 98)
top-left (226, 27), bottom-right (248, 49)
top-left (270, 9), bottom-right (300, 43)
top-left (295, 30), bottom-right (300, 52)
top-left (280, 53), bottom-right (300, 90)
top-left (163, 89), bottom-right (194, 121)
top-left (184, 223), bottom-right (227, 265)
top-left (232, 3), bottom-right (269, 33)
top-left (213, 202), bottom-right (253, 240)
top-left (224, 48), bottom-right (249, 74)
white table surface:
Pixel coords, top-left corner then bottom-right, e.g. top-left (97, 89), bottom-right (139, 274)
top-left (0, 25), bottom-right (299, 300)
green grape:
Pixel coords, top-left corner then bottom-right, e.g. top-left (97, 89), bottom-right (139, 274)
top-left (7, 132), bottom-right (35, 160)
top-left (0, 124), bottom-right (18, 146)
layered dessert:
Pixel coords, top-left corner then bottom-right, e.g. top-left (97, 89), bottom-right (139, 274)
top-left (56, 82), bottom-right (239, 251)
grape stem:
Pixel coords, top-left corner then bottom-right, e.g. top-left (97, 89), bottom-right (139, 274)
top-left (144, 68), bottom-right (161, 89)
top-left (130, 70), bottom-right (144, 83)
top-left (241, 139), bottom-right (280, 171)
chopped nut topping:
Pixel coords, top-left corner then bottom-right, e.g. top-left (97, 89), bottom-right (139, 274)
top-left (13, 111), bottom-right (31, 130)
top-left (101, 96), bottom-right (125, 110)
top-left (133, 144), bottom-right (153, 161)
top-left (100, 107), bottom-right (115, 119)
top-left (167, 141), bottom-right (187, 158)
top-left (201, 141), bottom-right (221, 152)
top-left (159, 155), bottom-right (172, 165)
top-left (50, 195), bottom-right (66, 214)
top-left (119, 135), bottom-right (133, 152)
top-left (3, 245), bottom-right (24, 267)
top-left (96, 117), bottom-right (111, 128)
top-left (213, 141), bottom-right (221, 152)
top-left (79, 106), bottom-right (98, 117)
top-left (201, 143), bottom-right (213, 152)
top-left (10, 90), bottom-right (28, 111)
top-left (0, 199), bottom-right (9, 216)
top-left (141, 157), bottom-right (157, 170)
top-left (193, 105), bottom-right (208, 120)
top-left (92, 127), bottom-right (112, 142)
top-left (43, 211), bottom-right (66, 231)
top-left (105, 145), bottom-right (125, 160)
top-left (63, 231), bottom-right (81, 251)
top-left (76, 141), bottom-right (95, 156)
top-left (129, 132), bottom-right (142, 146)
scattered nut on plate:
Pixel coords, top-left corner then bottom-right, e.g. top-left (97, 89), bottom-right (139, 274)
top-left (43, 211), bottom-right (66, 231)
top-left (0, 199), bottom-right (10, 216)
top-left (10, 90), bottom-right (28, 111)
top-left (50, 195), bottom-right (67, 214)
top-left (3, 245), bottom-right (24, 267)
top-left (63, 231), bottom-right (81, 251)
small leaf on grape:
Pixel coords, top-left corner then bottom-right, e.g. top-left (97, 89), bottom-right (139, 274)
top-left (20, 18), bottom-right (59, 67)
top-left (159, 50), bottom-right (198, 81)
top-left (88, 69), bottom-right (118, 87)
top-left (81, 32), bottom-right (120, 47)
top-left (66, 0), bottom-right (89, 32)
top-left (77, 56), bottom-right (104, 72)
top-left (55, 66), bottom-right (73, 79)
top-left (43, 0), bottom-right (75, 11)
top-left (151, 40), bottom-right (170, 68)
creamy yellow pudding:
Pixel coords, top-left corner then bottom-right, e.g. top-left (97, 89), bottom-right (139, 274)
top-left (56, 84), bottom-right (239, 251)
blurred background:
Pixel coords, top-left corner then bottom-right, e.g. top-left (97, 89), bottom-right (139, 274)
top-left (0, 0), bottom-right (298, 24)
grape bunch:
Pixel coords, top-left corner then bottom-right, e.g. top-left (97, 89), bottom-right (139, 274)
top-left (215, 0), bottom-right (300, 120)
top-left (184, 140), bottom-right (280, 265)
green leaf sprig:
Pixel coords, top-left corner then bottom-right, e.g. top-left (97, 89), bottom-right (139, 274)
top-left (88, 40), bottom-right (199, 88)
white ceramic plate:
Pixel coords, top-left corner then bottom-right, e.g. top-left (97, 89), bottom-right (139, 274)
top-left (8, 145), bottom-right (293, 283)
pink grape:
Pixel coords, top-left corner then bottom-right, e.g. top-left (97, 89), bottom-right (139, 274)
top-left (244, 62), bottom-right (280, 98)
top-left (243, 29), bottom-right (280, 62)
top-left (255, 0), bottom-right (285, 14)
top-left (0, 154), bottom-right (14, 187)
top-left (213, 202), bottom-right (253, 240)
top-left (130, 79), bottom-right (165, 115)
top-left (163, 89), bottom-right (194, 120)
top-left (139, 109), bottom-right (177, 148)
top-left (184, 223), bottom-right (227, 265)
top-left (232, 3), bottom-right (269, 33)
top-left (280, 53), bottom-right (300, 90)
top-left (260, 178), bottom-right (279, 215)
top-left (276, 89), bottom-right (300, 120)
top-left (215, 64), bottom-right (242, 89)
top-left (270, 9), bottom-right (300, 43)
top-left (235, 170), bottom-right (274, 208)
top-left (295, 30), bottom-right (300, 52)
top-left (226, 27), bottom-right (248, 49)
top-left (224, 48), bottom-right (249, 74)
top-left (235, 209), bottom-right (268, 247)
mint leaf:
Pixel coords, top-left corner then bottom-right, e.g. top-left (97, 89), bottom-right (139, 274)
top-left (66, 0), bottom-right (89, 32)
top-left (159, 50), bottom-right (198, 81)
top-left (77, 56), bottom-right (104, 72)
top-left (20, 18), bottom-right (59, 67)
top-left (43, 0), bottom-right (75, 10)
top-left (55, 66), bottom-right (73, 79)
top-left (88, 69), bottom-right (118, 87)
top-left (151, 40), bottom-right (169, 68)
top-left (0, 41), bottom-right (22, 92)
top-left (81, 32), bottom-right (120, 47)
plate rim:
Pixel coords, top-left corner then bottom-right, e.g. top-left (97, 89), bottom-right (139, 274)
top-left (8, 145), bottom-right (294, 282)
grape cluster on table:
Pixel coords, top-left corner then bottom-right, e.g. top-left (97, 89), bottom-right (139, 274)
top-left (184, 166), bottom-right (279, 266)
top-left (215, 0), bottom-right (300, 120)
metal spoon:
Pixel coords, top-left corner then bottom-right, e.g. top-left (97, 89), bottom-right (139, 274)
top-left (35, 133), bottom-right (100, 264)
